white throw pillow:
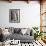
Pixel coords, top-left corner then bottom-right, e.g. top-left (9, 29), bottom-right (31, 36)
top-left (21, 28), bottom-right (27, 35)
top-left (3, 29), bottom-right (10, 36)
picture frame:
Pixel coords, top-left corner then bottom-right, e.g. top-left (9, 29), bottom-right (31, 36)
top-left (9, 9), bottom-right (20, 23)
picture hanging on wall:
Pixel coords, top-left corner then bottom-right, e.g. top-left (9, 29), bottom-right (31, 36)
top-left (9, 9), bottom-right (20, 23)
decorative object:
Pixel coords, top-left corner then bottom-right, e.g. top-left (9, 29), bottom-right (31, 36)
top-left (32, 27), bottom-right (43, 40)
top-left (9, 9), bottom-right (20, 23)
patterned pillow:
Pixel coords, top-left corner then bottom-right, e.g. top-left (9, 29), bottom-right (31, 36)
top-left (14, 28), bottom-right (21, 33)
top-left (8, 27), bottom-right (14, 34)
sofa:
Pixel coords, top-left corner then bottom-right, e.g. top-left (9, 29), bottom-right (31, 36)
top-left (7, 27), bottom-right (34, 43)
top-left (0, 27), bottom-right (34, 43)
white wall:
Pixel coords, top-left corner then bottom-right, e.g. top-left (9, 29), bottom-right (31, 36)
top-left (0, 1), bottom-right (40, 28)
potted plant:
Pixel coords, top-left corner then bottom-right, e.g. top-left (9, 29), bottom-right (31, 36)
top-left (32, 27), bottom-right (38, 40)
top-left (32, 27), bottom-right (43, 40)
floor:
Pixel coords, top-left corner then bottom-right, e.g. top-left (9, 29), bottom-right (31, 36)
top-left (1, 40), bottom-right (45, 46)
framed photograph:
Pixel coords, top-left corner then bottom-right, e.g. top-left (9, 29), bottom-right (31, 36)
top-left (9, 9), bottom-right (20, 23)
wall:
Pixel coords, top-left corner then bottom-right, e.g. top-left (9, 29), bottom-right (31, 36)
top-left (0, 1), bottom-right (40, 28)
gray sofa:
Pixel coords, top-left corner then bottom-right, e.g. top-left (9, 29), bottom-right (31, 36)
top-left (3, 27), bottom-right (34, 43)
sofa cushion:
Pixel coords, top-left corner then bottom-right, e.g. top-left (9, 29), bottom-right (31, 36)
top-left (21, 28), bottom-right (27, 35)
top-left (8, 27), bottom-right (14, 34)
top-left (14, 28), bottom-right (21, 33)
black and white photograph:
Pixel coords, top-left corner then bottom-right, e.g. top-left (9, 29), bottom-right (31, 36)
top-left (9, 9), bottom-right (20, 23)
